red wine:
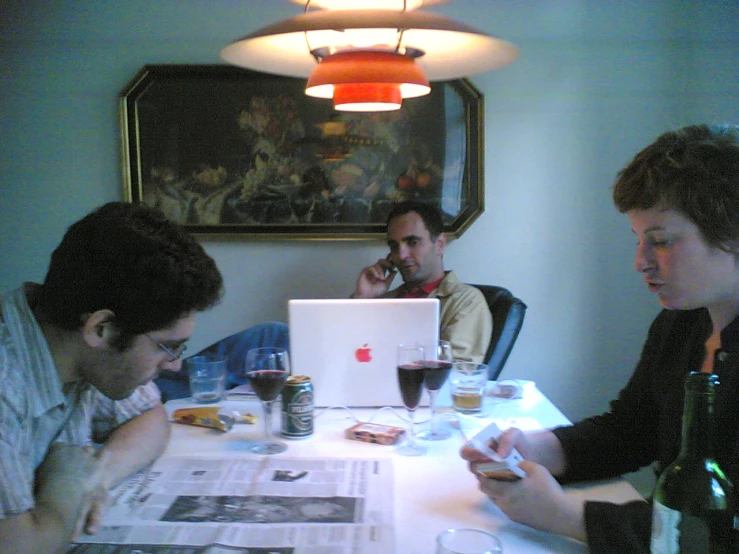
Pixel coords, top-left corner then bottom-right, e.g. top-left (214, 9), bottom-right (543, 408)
top-left (247, 370), bottom-right (288, 401)
top-left (421, 360), bottom-right (453, 391)
top-left (397, 363), bottom-right (425, 409)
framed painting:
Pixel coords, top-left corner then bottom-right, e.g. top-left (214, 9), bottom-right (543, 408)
top-left (120, 64), bottom-right (484, 240)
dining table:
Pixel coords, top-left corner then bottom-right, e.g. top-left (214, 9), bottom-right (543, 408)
top-left (155, 380), bottom-right (644, 554)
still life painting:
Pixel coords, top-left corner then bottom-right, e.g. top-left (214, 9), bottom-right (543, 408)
top-left (120, 64), bottom-right (483, 239)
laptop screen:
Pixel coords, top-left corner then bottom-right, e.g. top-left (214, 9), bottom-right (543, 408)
top-left (288, 298), bottom-right (440, 407)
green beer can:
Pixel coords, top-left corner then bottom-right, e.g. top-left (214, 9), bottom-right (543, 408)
top-left (281, 375), bottom-right (314, 438)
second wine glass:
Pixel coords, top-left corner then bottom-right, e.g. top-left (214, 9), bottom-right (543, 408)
top-left (417, 340), bottom-right (453, 441)
top-left (245, 347), bottom-right (290, 455)
top-left (396, 343), bottom-right (427, 456)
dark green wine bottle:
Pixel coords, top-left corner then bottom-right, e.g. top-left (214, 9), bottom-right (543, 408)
top-left (651, 372), bottom-right (736, 553)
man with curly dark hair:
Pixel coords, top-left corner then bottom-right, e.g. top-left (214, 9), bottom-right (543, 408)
top-left (0, 201), bottom-right (223, 554)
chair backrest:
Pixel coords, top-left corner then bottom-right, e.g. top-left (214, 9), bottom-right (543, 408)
top-left (469, 284), bottom-right (527, 380)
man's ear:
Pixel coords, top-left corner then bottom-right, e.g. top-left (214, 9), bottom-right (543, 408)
top-left (435, 233), bottom-right (447, 255)
top-left (81, 309), bottom-right (117, 348)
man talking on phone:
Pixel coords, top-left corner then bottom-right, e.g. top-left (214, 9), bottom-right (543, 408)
top-left (351, 200), bottom-right (492, 363)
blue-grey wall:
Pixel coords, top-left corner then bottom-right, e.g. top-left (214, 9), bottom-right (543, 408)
top-left (1, 1), bottom-right (738, 430)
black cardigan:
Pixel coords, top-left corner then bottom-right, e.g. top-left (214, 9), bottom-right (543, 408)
top-left (552, 308), bottom-right (739, 553)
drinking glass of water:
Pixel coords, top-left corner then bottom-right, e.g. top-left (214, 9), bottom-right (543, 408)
top-left (186, 355), bottom-right (227, 403)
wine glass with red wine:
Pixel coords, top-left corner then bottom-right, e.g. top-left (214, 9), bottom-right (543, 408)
top-left (396, 344), bottom-right (427, 456)
top-left (245, 347), bottom-right (290, 455)
top-left (417, 340), bottom-right (453, 441)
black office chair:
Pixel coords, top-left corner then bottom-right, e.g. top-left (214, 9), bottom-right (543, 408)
top-left (469, 284), bottom-right (527, 381)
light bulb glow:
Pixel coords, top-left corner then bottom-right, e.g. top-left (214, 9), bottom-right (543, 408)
top-left (291, 0), bottom-right (445, 10)
top-left (334, 83), bottom-right (402, 111)
top-left (306, 28), bottom-right (403, 53)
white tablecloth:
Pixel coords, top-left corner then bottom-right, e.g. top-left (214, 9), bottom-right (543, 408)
top-left (163, 382), bottom-right (643, 554)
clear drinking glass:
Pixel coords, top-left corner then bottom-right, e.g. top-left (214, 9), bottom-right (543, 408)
top-left (396, 343), bottom-right (427, 456)
top-left (450, 362), bottom-right (489, 414)
top-left (418, 340), bottom-right (453, 441)
top-left (186, 355), bottom-right (227, 404)
top-left (245, 347), bottom-right (290, 455)
top-left (436, 528), bottom-right (503, 554)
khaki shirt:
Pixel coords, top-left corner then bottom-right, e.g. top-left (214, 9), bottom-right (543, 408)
top-left (388, 271), bottom-right (493, 363)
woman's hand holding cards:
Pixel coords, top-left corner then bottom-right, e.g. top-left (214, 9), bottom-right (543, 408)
top-left (459, 422), bottom-right (587, 542)
top-left (461, 422), bottom-right (527, 481)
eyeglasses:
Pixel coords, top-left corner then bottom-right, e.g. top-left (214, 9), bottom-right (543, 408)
top-left (146, 334), bottom-right (187, 362)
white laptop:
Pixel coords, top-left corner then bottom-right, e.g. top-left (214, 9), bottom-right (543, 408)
top-left (288, 298), bottom-right (440, 407)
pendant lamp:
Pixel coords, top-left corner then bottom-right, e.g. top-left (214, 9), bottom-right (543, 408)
top-left (221, 2), bottom-right (518, 112)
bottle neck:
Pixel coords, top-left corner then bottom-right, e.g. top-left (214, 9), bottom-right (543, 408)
top-left (679, 372), bottom-right (718, 460)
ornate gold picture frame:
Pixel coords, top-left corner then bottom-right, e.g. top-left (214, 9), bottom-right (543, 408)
top-left (120, 64), bottom-right (483, 239)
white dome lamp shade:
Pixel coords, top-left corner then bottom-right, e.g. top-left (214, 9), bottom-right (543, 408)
top-left (221, 5), bottom-right (518, 112)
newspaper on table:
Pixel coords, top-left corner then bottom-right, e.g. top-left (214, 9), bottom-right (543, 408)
top-left (68, 455), bottom-right (394, 554)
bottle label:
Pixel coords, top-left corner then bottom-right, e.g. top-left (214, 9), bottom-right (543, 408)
top-left (651, 501), bottom-right (717, 553)
top-left (652, 501), bottom-right (681, 554)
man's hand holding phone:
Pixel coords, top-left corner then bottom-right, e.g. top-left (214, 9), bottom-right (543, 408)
top-left (352, 254), bottom-right (398, 298)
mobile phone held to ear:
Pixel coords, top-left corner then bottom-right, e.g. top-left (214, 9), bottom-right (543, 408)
top-left (384, 254), bottom-right (397, 276)
top-left (468, 422), bottom-right (527, 481)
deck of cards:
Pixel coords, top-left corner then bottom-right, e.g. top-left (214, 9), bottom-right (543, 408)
top-left (468, 422), bottom-right (527, 481)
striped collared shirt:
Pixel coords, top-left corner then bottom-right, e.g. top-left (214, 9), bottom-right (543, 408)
top-left (0, 283), bottom-right (161, 518)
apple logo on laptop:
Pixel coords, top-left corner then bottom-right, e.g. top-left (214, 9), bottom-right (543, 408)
top-left (355, 344), bottom-right (372, 363)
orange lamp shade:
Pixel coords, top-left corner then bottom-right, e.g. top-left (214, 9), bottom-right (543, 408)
top-left (305, 51), bottom-right (431, 111)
